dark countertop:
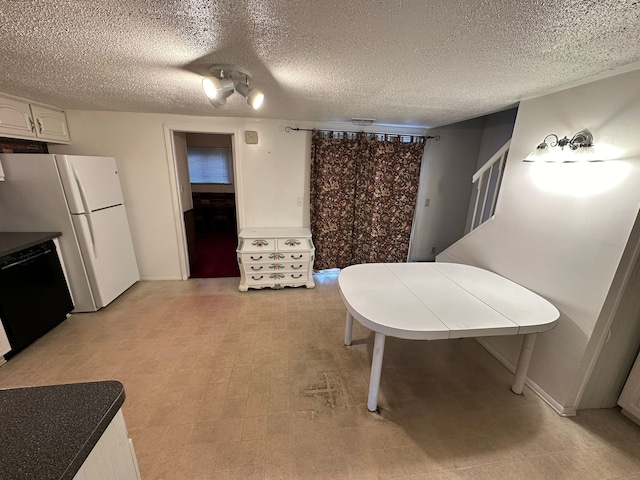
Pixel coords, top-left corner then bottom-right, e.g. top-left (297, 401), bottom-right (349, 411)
top-left (0, 381), bottom-right (126, 480)
top-left (0, 232), bottom-right (62, 257)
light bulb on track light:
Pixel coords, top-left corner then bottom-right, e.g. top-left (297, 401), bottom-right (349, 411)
top-left (235, 82), bottom-right (264, 109)
top-left (202, 77), bottom-right (233, 100)
top-left (202, 64), bottom-right (265, 110)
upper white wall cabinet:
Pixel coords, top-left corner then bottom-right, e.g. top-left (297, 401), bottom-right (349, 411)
top-left (0, 93), bottom-right (70, 143)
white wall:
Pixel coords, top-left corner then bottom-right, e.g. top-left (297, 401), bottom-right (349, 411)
top-left (463, 109), bottom-right (517, 234)
top-left (475, 108), bottom-right (518, 170)
top-left (410, 110), bottom-right (517, 262)
top-left (437, 68), bottom-right (640, 411)
top-left (50, 112), bottom-right (425, 280)
top-left (409, 118), bottom-right (484, 261)
top-left (49, 113), bottom-right (310, 280)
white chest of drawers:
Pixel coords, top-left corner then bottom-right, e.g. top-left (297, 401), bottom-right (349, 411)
top-left (237, 228), bottom-right (315, 292)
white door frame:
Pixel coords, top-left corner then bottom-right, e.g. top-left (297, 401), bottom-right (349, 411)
top-left (162, 123), bottom-right (243, 280)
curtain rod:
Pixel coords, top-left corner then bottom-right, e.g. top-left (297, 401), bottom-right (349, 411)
top-left (284, 126), bottom-right (440, 141)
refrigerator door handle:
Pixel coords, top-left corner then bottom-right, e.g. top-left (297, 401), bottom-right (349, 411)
top-left (72, 165), bottom-right (91, 214)
top-left (85, 214), bottom-right (98, 259)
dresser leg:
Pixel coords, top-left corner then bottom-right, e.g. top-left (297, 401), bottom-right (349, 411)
top-left (344, 312), bottom-right (353, 346)
top-left (511, 333), bottom-right (537, 394)
top-left (368, 332), bottom-right (386, 412)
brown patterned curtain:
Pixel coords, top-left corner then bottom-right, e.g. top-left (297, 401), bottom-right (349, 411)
top-left (310, 131), bottom-right (425, 269)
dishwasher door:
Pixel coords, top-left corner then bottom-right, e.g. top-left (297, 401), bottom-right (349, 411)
top-left (0, 240), bottom-right (74, 358)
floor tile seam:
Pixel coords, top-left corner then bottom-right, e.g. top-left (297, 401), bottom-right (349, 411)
top-left (545, 438), bottom-right (640, 454)
top-left (500, 439), bottom-right (640, 463)
top-left (430, 452), bottom-right (566, 475)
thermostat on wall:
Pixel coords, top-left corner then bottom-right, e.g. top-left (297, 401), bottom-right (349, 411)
top-left (245, 131), bottom-right (259, 144)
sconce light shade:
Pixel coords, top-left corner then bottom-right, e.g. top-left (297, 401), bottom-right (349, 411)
top-left (202, 64), bottom-right (265, 110)
top-left (525, 140), bottom-right (552, 162)
top-left (569, 145), bottom-right (597, 162)
top-left (524, 130), bottom-right (598, 163)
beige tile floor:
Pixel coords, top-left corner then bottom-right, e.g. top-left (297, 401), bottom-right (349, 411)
top-left (1, 273), bottom-right (640, 479)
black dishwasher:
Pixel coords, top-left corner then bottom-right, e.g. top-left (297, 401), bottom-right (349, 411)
top-left (0, 240), bottom-right (74, 358)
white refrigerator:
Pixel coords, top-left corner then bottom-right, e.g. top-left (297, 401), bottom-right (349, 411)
top-left (0, 154), bottom-right (140, 312)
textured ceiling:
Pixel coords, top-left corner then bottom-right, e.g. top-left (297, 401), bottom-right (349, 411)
top-left (1, 0), bottom-right (639, 128)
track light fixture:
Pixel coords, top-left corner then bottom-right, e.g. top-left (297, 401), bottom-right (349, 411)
top-left (202, 64), bottom-right (264, 110)
top-left (524, 130), bottom-right (598, 162)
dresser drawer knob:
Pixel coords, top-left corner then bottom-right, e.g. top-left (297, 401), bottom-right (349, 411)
top-left (250, 255), bottom-right (263, 261)
top-left (291, 254), bottom-right (303, 260)
top-left (292, 274), bottom-right (303, 279)
top-left (291, 265), bottom-right (303, 270)
top-left (251, 275), bottom-right (264, 280)
top-left (251, 266), bottom-right (263, 271)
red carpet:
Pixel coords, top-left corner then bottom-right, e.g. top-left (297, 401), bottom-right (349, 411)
top-left (190, 232), bottom-right (240, 278)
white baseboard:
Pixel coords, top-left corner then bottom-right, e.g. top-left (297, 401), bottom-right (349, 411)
top-left (475, 338), bottom-right (576, 417)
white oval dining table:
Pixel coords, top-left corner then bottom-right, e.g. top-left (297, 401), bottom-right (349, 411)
top-left (338, 262), bottom-right (560, 412)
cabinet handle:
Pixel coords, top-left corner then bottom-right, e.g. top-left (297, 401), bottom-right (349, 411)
top-left (291, 254), bottom-right (303, 260)
top-left (292, 274), bottom-right (303, 279)
top-left (251, 266), bottom-right (263, 271)
top-left (37, 119), bottom-right (43, 133)
top-left (291, 265), bottom-right (303, 270)
top-left (250, 255), bottom-right (263, 260)
top-left (29, 117), bottom-right (35, 132)
top-left (251, 275), bottom-right (264, 280)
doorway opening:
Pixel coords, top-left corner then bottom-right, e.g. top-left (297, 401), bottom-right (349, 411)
top-left (178, 132), bottom-right (240, 278)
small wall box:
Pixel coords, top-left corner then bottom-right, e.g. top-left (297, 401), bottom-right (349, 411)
top-left (245, 131), bottom-right (258, 144)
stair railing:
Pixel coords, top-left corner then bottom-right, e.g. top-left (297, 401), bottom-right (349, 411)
top-left (470, 140), bottom-right (510, 231)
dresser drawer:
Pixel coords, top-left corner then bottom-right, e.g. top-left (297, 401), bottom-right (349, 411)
top-left (276, 237), bottom-right (310, 251)
top-left (242, 261), bottom-right (309, 274)
top-left (240, 237), bottom-right (276, 252)
top-left (245, 271), bottom-right (309, 284)
top-left (239, 253), bottom-right (269, 263)
top-left (242, 252), bottom-right (311, 262)
top-left (281, 252), bottom-right (311, 261)
top-left (243, 262), bottom-right (286, 273)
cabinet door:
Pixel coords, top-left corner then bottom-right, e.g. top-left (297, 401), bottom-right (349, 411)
top-left (0, 94), bottom-right (36, 139)
top-left (31, 104), bottom-right (70, 143)
top-left (73, 410), bottom-right (140, 480)
top-left (0, 319), bottom-right (11, 357)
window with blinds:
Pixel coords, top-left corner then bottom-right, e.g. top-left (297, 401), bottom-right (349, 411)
top-left (186, 146), bottom-right (233, 184)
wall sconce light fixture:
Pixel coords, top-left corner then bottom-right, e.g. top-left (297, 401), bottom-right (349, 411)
top-left (202, 64), bottom-right (264, 110)
top-left (524, 130), bottom-right (598, 162)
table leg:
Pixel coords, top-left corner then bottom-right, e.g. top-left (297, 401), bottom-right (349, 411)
top-left (367, 332), bottom-right (386, 412)
top-left (511, 333), bottom-right (538, 394)
top-left (344, 312), bottom-right (353, 346)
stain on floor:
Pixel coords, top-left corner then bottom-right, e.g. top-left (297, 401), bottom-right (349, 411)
top-left (300, 371), bottom-right (346, 410)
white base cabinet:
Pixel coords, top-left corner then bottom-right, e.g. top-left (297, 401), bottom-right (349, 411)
top-left (237, 227), bottom-right (315, 292)
top-left (73, 410), bottom-right (141, 480)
